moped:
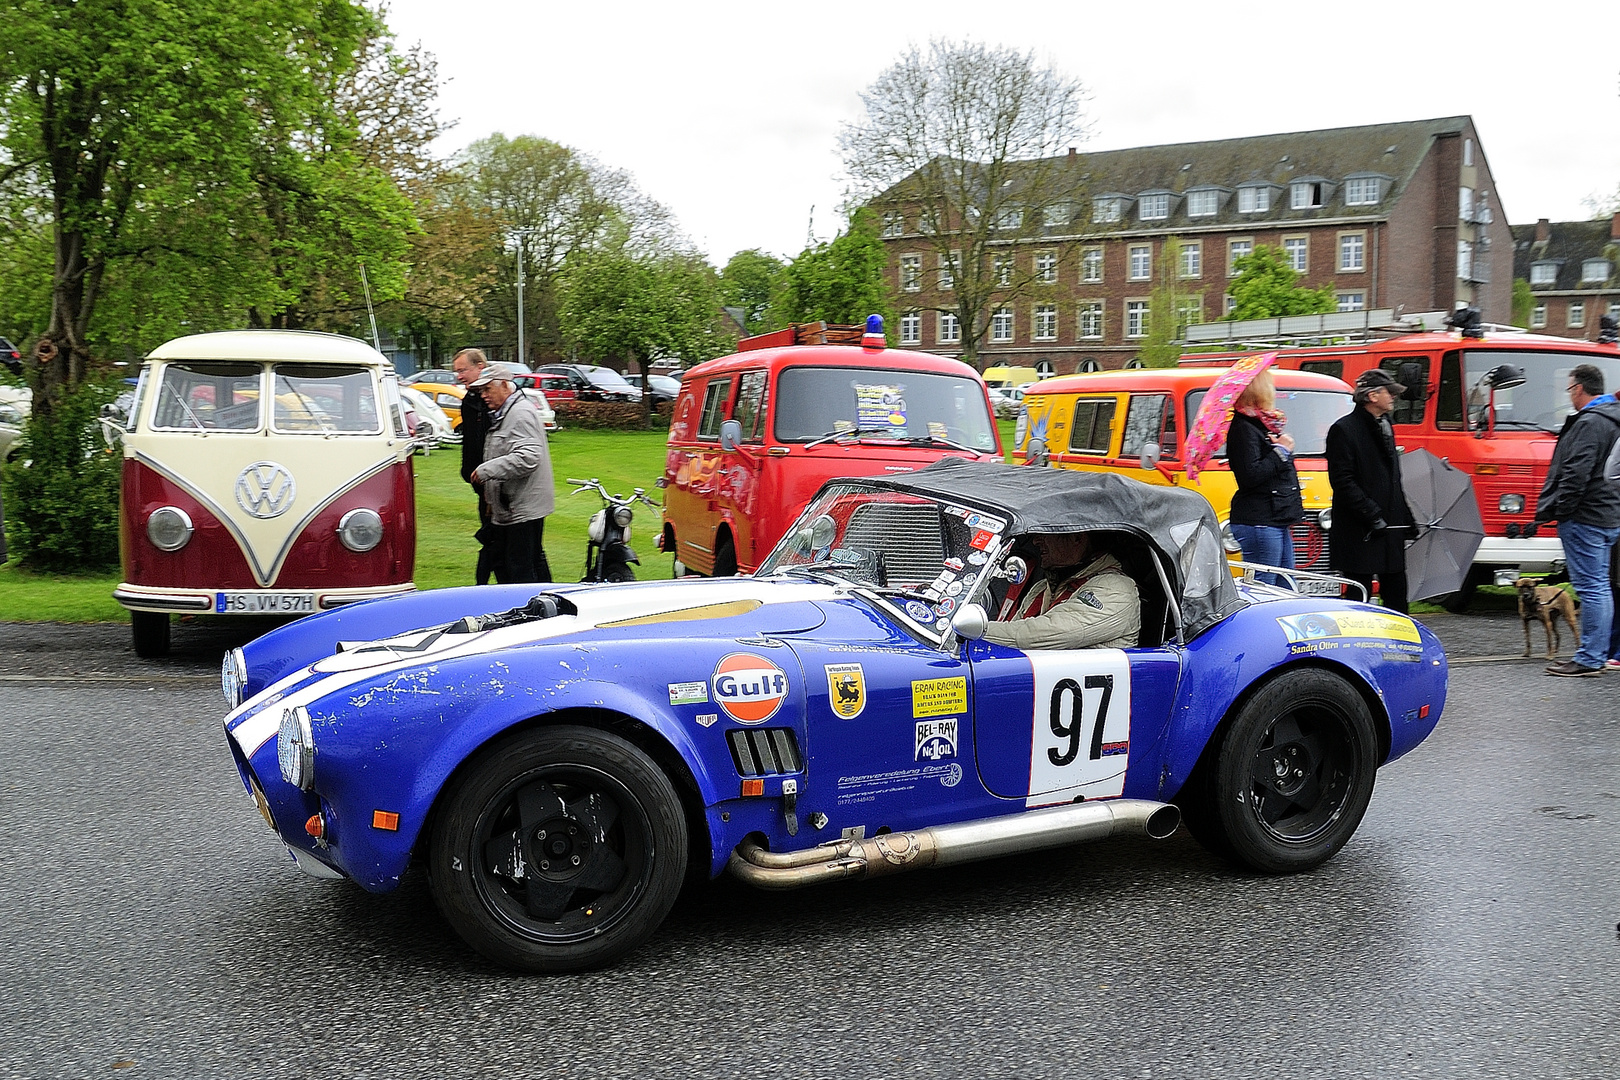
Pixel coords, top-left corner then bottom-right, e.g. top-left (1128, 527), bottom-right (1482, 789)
top-left (569, 477), bottom-right (659, 582)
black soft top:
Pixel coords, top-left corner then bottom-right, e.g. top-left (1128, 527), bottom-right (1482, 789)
top-left (861, 458), bottom-right (1243, 637)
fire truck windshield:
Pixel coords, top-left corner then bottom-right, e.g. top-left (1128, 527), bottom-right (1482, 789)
top-left (1464, 349), bottom-right (1620, 433)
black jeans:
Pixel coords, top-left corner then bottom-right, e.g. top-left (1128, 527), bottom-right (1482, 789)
top-left (491, 517), bottom-right (552, 585)
top-left (1346, 571), bottom-right (1409, 615)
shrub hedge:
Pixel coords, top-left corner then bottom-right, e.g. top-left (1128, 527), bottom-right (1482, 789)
top-left (1, 379), bottom-right (124, 572)
top-left (553, 400), bottom-right (672, 430)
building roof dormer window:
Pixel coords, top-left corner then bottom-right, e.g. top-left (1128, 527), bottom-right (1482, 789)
top-left (1091, 194), bottom-right (1131, 224)
top-left (1581, 259), bottom-right (1612, 284)
top-left (1529, 261), bottom-right (1561, 286)
top-left (1343, 173), bottom-right (1389, 206)
top-left (1236, 184), bottom-right (1278, 214)
top-left (1137, 191), bottom-right (1173, 221)
top-left (1185, 187), bottom-right (1227, 218)
top-left (1289, 178), bottom-right (1334, 210)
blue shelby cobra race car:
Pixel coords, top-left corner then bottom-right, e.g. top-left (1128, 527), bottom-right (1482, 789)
top-left (221, 460), bottom-right (1446, 973)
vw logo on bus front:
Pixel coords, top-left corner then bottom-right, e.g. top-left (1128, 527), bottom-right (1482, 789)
top-left (235, 461), bottom-right (297, 519)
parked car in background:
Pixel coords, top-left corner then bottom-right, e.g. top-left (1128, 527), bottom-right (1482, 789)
top-left (399, 386), bottom-right (458, 446)
top-left (0, 336), bottom-right (22, 375)
top-left (411, 380), bottom-right (470, 430)
top-left (625, 372), bottom-right (682, 403)
top-left (410, 368), bottom-right (457, 386)
top-left (0, 399), bottom-right (23, 461)
top-left (534, 364), bottom-right (641, 402)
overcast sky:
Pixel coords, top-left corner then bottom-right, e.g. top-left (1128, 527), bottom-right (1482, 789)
top-left (385, 0), bottom-right (1620, 264)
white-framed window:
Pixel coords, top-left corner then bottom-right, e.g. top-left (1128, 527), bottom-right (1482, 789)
top-left (1180, 242), bottom-right (1201, 279)
top-left (990, 307), bottom-right (1014, 343)
top-left (1569, 302), bottom-right (1586, 329)
top-left (1035, 251), bottom-right (1057, 284)
top-left (1081, 247), bottom-right (1103, 283)
top-left (1125, 300), bottom-right (1149, 338)
top-left (1531, 304), bottom-right (1547, 328)
top-left (882, 211), bottom-right (905, 237)
top-left (1237, 186), bottom-right (1271, 213)
top-left (1344, 178), bottom-right (1381, 205)
top-left (900, 254), bottom-right (921, 291)
top-left (1043, 203), bottom-right (1071, 227)
top-left (1187, 190), bottom-right (1219, 217)
top-left (919, 209), bottom-right (940, 235)
top-left (1464, 138), bottom-right (1474, 166)
top-left (1139, 193), bottom-right (1169, 221)
top-left (1176, 296), bottom-right (1203, 329)
top-left (1092, 197), bottom-right (1123, 223)
top-left (1337, 292), bottom-right (1365, 312)
top-left (1078, 301), bottom-right (1103, 339)
top-left (1457, 240), bottom-right (1473, 280)
top-left (1530, 262), bottom-right (1557, 285)
top-left (938, 311), bottom-right (961, 344)
top-left (1224, 295), bottom-right (1237, 315)
top-left (1228, 239), bottom-right (1253, 276)
top-left (996, 207), bottom-right (1023, 231)
top-left (899, 311), bottom-right (921, 345)
top-left (1582, 259), bottom-right (1611, 283)
top-left (1128, 244), bottom-right (1151, 281)
top-left (993, 254), bottom-right (1012, 287)
top-left (1459, 187), bottom-right (1474, 221)
top-left (1033, 305), bottom-right (1058, 341)
top-left (1290, 181), bottom-right (1325, 209)
top-left (939, 252), bottom-right (958, 291)
top-left (1035, 360), bottom-right (1055, 377)
top-left (1339, 232), bottom-right (1365, 273)
top-left (1283, 236), bottom-right (1308, 273)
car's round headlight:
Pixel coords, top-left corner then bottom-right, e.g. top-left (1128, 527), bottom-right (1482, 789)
top-left (612, 505), bottom-right (633, 527)
top-left (1221, 521), bottom-right (1243, 554)
top-left (1499, 493), bottom-right (1525, 514)
top-left (147, 506), bottom-right (193, 552)
top-left (337, 508), bottom-right (383, 553)
top-left (221, 647), bottom-right (248, 708)
top-left (277, 707), bottom-right (315, 790)
top-left (1317, 508), bottom-right (1333, 532)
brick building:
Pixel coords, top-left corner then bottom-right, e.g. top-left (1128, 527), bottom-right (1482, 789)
top-left (1510, 215), bottom-right (1620, 340)
top-left (877, 116), bottom-right (1512, 372)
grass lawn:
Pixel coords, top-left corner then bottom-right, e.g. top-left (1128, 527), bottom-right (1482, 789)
top-left (0, 429), bottom-right (675, 623)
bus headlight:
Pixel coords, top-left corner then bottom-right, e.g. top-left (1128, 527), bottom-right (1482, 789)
top-left (147, 507), bottom-right (194, 552)
top-left (1317, 508), bottom-right (1333, 532)
top-left (1499, 494), bottom-right (1525, 514)
top-left (277, 707), bottom-right (315, 790)
top-left (337, 508), bottom-right (383, 553)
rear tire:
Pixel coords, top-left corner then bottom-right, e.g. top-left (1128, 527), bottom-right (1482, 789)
top-left (1182, 668), bottom-right (1378, 874)
top-left (131, 611), bottom-right (171, 658)
top-left (712, 535), bottom-right (737, 577)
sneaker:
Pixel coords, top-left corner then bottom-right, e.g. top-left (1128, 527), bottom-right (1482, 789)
top-left (1545, 660), bottom-right (1604, 677)
top-left (1606, 659), bottom-right (1620, 671)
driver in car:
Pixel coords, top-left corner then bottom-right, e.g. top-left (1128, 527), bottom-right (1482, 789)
top-left (983, 533), bottom-right (1140, 650)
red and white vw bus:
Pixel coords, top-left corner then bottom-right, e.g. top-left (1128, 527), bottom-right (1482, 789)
top-left (112, 331), bottom-right (417, 656)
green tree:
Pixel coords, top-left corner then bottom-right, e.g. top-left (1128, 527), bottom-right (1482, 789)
top-left (1226, 245), bottom-right (1336, 321)
top-left (1139, 238), bottom-right (1199, 368)
top-left (840, 40), bottom-right (1092, 366)
top-left (718, 250), bottom-right (785, 335)
top-left (558, 246), bottom-right (726, 420)
top-left (1511, 277), bottom-right (1536, 328)
top-left (772, 209), bottom-right (893, 329)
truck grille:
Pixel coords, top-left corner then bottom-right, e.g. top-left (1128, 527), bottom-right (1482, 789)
top-left (727, 728), bottom-right (803, 777)
top-left (843, 503), bottom-right (946, 587)
top-left (1291, 514), bottom-right (1330, 570)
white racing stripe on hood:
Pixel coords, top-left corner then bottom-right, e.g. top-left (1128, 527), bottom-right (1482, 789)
top-left (227, 577), bottom-right (836, 758)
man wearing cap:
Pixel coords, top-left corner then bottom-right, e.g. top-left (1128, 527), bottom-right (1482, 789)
top-left (469, 363), bottom-right (554, 584)
top-left (453, 347), bottom-right (501, 584)
top-left (1533, 363), bottom-right (1620, 676)
top-left (1325, 369), bottom-right (1412, 614)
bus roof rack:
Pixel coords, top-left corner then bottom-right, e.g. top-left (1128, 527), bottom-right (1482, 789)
top-left (1181, 308), bottom-right (1526, 350)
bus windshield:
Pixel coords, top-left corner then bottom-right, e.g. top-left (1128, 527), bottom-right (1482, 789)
top-left (1185, 388), bottom-right (1352, 457)
top-left (1463, 349), bottom-right (1620, 433)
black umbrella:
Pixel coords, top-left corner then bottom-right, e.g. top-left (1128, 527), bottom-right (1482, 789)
top-left (1399, 449), bottom-right (1485, 601)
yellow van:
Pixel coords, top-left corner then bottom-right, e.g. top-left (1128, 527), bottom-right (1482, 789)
top-left (1011, 367), bottom-right (1354, 575)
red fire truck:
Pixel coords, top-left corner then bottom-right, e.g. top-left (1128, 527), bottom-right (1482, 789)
top-left (1181, 308), bottom-right (1620, 609)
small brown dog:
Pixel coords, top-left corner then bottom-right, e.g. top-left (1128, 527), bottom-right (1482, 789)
top-left (1517, 577), bottom-right (1580, 659)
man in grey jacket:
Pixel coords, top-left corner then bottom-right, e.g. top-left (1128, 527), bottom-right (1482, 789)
top-left (1533, 363), bottom-right (1620, 676)
top-left (469, 364), bottom-right (554, 584)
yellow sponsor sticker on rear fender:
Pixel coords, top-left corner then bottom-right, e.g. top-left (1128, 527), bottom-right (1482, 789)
top-left (912, 676), bottom-right (967, 718)
top-left (1276, 611), bottom-right (1420, 644)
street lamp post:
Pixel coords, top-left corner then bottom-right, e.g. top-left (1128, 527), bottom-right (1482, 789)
top-left (512, 227), bottom-right (537, 369)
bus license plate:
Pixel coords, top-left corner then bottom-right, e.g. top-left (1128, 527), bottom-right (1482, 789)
top-left (216, 592), bottom-right (316, 614)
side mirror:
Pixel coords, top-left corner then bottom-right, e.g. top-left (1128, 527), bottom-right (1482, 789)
top-left (1025, 436), bottom-right (1050, 467)
top-left (719, 418), bottom-right (742, 451)
top-left (1139, 443), bottom-right (1162, 470)
top-left (997, 555), bottom-right (1028, 585)
top-left (951, 603), bottom-right (989, 640)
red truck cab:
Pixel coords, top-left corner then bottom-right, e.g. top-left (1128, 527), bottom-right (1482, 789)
top-left (659, 320), bottom-right (1004, 576)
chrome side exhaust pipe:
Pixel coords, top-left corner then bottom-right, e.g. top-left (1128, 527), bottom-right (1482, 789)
top-left (727, 799), bottom-right (1180, 891)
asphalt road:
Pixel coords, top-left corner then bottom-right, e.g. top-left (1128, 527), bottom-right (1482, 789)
top-left (0, 612), bottom-right (1616, 1079)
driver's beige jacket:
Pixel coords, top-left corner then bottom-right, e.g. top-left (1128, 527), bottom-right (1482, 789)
top-left (982, 553), bottom-right (1140, 651)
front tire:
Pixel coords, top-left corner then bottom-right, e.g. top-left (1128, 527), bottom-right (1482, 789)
top-left (427, 725), bottom-right (687, 973)
top-left (1184, 669), bottom-right (1378, 874)
top-left (131, 611), bottom-right (171, 658)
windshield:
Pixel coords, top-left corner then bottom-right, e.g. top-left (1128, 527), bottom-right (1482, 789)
top-left (1185, 388), bottom-right (1352, 457)
top-left (773, 366), bottom-right (997, 450)
top-left (1463, 349), bottom-right (1620, 433)
top-left (153, 361), bottom-right (263, 431)
top-left (757, 482), bottom-right (1007, 636)
top-left (271, 364), bottom-right (381, 433)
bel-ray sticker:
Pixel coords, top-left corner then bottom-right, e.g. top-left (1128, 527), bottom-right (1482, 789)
top-left (916, 718), bottom-right (958, 761)
top-left (1024, 649), bottom-right (1132, 807)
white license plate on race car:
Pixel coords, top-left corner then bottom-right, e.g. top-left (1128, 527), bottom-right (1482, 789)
top-left (1295, 578), bottom-right (1343, 596)
top-left (216, 592), bottom-right (316, 614)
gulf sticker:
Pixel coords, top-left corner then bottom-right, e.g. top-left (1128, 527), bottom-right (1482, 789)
top-left (711, 653), bottom-right (789, 725)
top-left (1276, 611), bottom-right (1420, 644)
top-left (913, 675), bottom-right (967, 718)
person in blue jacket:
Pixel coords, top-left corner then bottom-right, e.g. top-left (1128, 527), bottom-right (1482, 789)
top-left (1227, 368), bottom-right (1305, 587)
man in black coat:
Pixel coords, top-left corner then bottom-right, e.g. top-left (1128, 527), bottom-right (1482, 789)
top-left (453, 347), bottom-right (502, 585)
top-left (1326, 368), bottom-right (1412, 613)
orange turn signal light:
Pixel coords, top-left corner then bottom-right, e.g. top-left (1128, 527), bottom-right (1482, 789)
top-left (304, 813), bottom-right (325, 839)
top-left (1475, 464), bottom-right (1499, 475)
top-left (740, 778), bottom-right (765, 797)
top-left (372, 810), bottom-right (400, 831)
